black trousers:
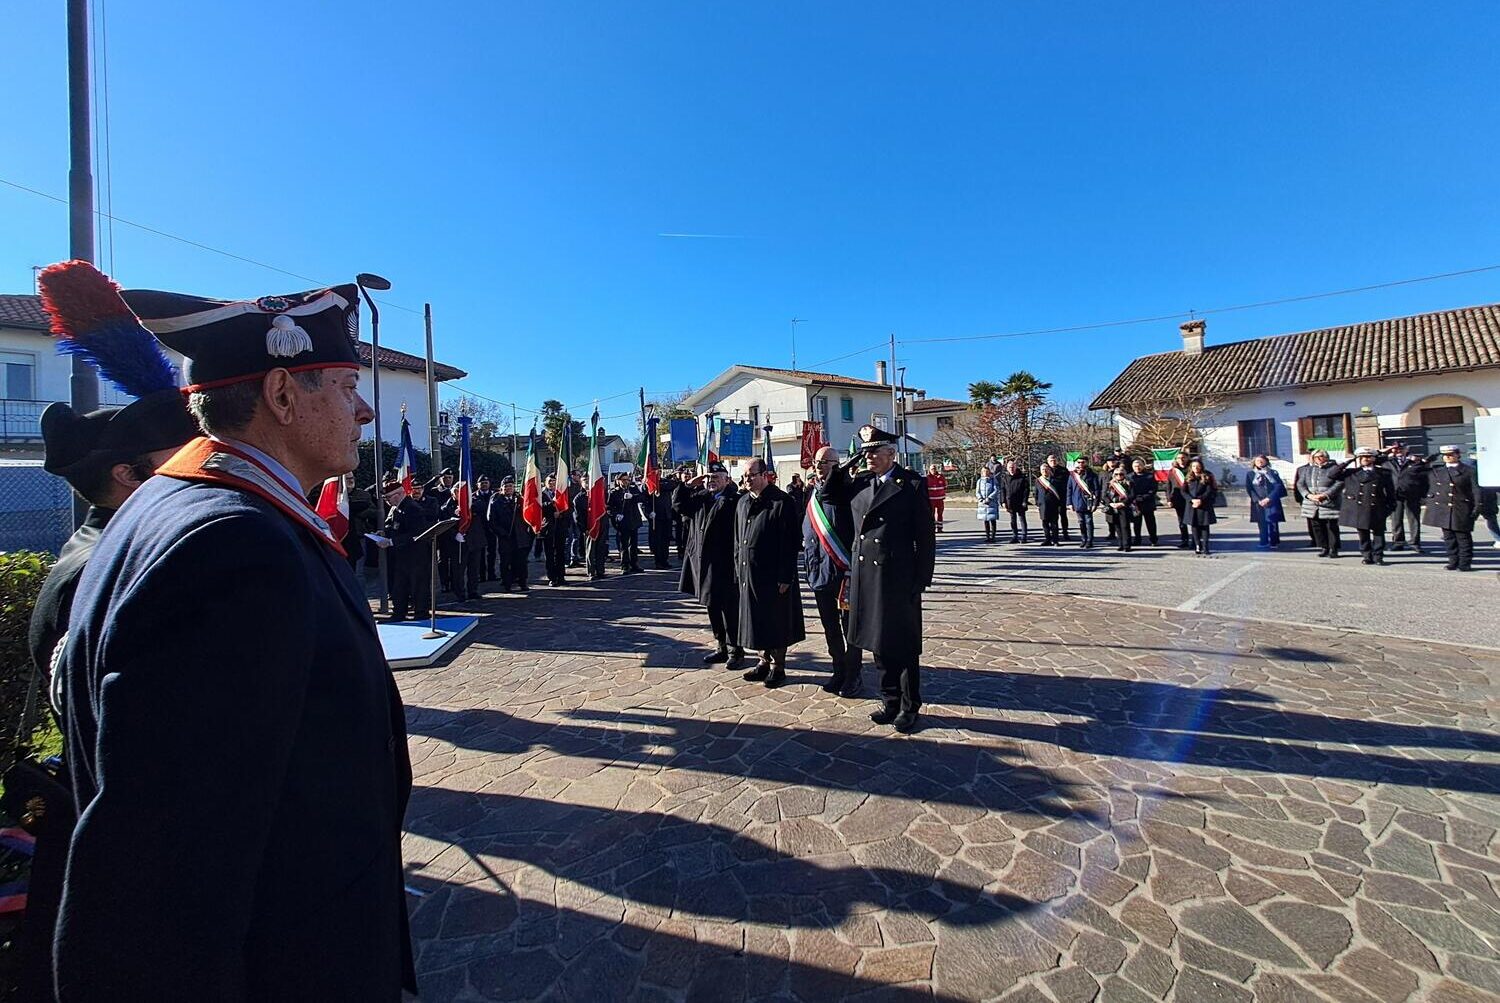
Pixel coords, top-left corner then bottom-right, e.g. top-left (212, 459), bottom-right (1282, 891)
top-left (618, 524), bottom-right (641, 570)
top-left (586, 532), bottom-right (608, 578)
top-left (499, 541), bottom-right (529, 589)
top-left (1356, 528), bottom-right (1385, 562)
top-left (390, 546), bottom-right (431, 619)
top-left (1443, 529), bottom-right (1474, 570)
top-left (674, 515), bottom-right (688, 557)
top-left (1132, 509), bottom-right (1158, 544)
top-left (1040, 513), bottom-right (1059, 544)
top-left (1389, 499), bottom-right (1422, 547)
top-left (1075, 511), bottom-right (1095, 545)
top-left (1311, 519), bottom-right (1341, 556)
top-left (1058, 505), bottom-right (1070, 538)
top-left (483, 534), bottom-right (499, 580)
top-left (649, 516), bottom-right (671, 566)
top-left (813, 586), bottom-right (864, 688)
top-left (438, 538), bottom-right (459, 591)
top-left (877, 654), bottom-right (921, 713)
top-left (1114, 510), bottom-right (1133, 550)
top-left (1192, 524), bottom-right (1212, 554)
top-left (1172, 501), bottom-right (1190, 544)
top-left (462, 541), bottom-right (486, 595)
top-left (983, 519), bottom-right (997, 542)
top-left (1305, 518), bottom-right (1320, 549)
top-left (1104, 507), bottom-right (1118, 540)
top-left (1008, 510), bottom-right (1028, 541)
top-left (543, 526), bottom-right (567, 584)
top-left (707, 599), bottom-right (740, 651)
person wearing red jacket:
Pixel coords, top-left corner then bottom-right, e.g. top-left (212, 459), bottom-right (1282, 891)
top-left (926, 463), bottom-right (948, 531)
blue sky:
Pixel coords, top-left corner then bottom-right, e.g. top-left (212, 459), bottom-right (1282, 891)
top-left (4, 2), bottom-right (1499, 429)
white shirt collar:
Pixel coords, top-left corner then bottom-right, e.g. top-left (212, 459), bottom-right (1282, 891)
top-left (215, 437), bottom-right (302, 496)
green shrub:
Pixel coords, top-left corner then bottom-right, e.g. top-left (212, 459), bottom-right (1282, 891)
top-left (0, 551), bottom-right (56, 776)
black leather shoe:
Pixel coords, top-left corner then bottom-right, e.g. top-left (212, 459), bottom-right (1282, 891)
top-left (728, 648), bottom-right (746, 668)
top-left (893, 711), bottom-right (920, 734)
top-left (764, 670), bottom-right (786, 690)
top-left (821, 679), bottom-right (842, 695)
top-left (839, 684), bottom-right (864, 699)
top-left (870, 704), bottom-right (900, 725)
top-left (743, 664), bottom-right (770, 682)
top-left (703, 649), bottom-right (729, 665)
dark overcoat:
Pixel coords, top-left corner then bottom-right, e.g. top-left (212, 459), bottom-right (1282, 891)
top-left (1423, 461), bottom-right (1478, 530)
top-left (488, 492), bottom-right (534, 549)
top-left (1331, 462), bottom-right (1395, 530)
top-left (1127, 472), bottom-right (1160, 511)
top-left (54, 475), bottom-right (414, 1001)
top-left (1000, 470), bottom-right (1030, 511)
top-left (611, 485), bottom-right (645, 531)
top-left (734, 484), bottom-right (806, 650)
top-left (1033, 476), bottom-right (1063, 520)
top-left (386, 494), bottom-right (436, 572)
top-left (1182, 477), bottom-right (1219, 526)
top-left (675, 481), bottom-right (739, 606)
top-left (29, 505), bottom-right (113, 680)
top-left (1245, 467), bottom-right (1286, 524)
top-left (821, 463), bottom-right (936, 662)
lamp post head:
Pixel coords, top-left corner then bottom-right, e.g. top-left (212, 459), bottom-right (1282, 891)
top-left (355, 272), bottom-right (392, 291)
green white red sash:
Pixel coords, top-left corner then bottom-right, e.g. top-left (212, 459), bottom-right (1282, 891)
top-left (807, 493), bottom-right (849, 571)
top-left (1069, 470), bottom-right (1096, 500)
top-left (1110, 481), bottom-right (1131, 501)
top-left (1038, 478), bottom-right (1060, 499)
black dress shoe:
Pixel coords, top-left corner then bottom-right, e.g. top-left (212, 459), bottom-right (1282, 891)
top-left (764, 670), bottom-right (786, 689)
top-left (870, 704), bottom-right (900, 725)
top-left (1362, 557), bottom-right (1374, 565)
top-left (704, 649), bottom-right (729, 665)
top-left (821, 680), bottom-right (842, 695)
top-left (728, 648), bottom-right (746, 668)
top-left (893, 711), bottom-right (919, 734)
top-left (839, 684), bottom-right (864, 699)
top-left (743, 664), bottom-right (770, 682)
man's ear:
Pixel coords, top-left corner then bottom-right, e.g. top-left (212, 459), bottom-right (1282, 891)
top-left (261, 369), bottom-right (299, 427)
top-left (108, 460), bottom-right (147, 494)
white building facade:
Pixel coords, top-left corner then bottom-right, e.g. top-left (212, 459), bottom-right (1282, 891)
top-left (1092, 308), bottom-right (1500, 484)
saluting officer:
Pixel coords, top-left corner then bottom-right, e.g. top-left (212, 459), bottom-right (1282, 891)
top-left (675, 462), bottom-right (744, 665)
top-left (1330, 446), bottom-right (1396, 565)
top-left (1419, 444), bottom-right (1479, 571)
top-left (820, 425), bottom-right (936, 734)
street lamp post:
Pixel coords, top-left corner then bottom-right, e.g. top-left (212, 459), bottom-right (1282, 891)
top-left (356, 272), bottom-right (391, 612)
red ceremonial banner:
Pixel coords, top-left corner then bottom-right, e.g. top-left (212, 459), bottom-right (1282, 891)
top-left (800, 420), bottom-right (826, 469)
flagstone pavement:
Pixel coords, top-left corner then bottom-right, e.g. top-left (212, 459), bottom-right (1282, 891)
top-left (394, 534), bottom-right (1500, 1002)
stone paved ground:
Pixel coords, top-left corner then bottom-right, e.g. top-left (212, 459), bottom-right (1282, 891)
top-left (396, 527), bottom-right (1500, 1002)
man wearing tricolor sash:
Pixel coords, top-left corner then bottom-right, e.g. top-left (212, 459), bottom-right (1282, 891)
top-left (55, 277), bottom-right (415, 999)
top-left (1066, 456), bottom-right (1103, 549)
top-left (803, 446), bottom-right (864, 697)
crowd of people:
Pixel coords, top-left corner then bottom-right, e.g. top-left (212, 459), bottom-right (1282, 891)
top-left (961, 444), bottom-right (1492, 571)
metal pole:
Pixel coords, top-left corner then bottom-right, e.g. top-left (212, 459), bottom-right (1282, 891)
top-left (422, 304), bottom-right (446, 639)
top-left (359, 285), bottom-right (387, 613)
top-left (510, 405), bottom-right (518, 479)
top-left (889, 333), bottom-right (901, 467)
top-left (66, 0), bottom-right (98, 528)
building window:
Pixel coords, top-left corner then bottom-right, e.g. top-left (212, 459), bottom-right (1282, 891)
top-left (936, 415), bottom-right (955, 431)
top-left (813, 395), bottom-right (829, 429)
top-left (840, 397), bottom-right (854, 422)
top-left (872, 413), bottom-right (890, 431)
top-left (1237, 419), bottom-right (1277, 458)
top-left (748, 405), bottom-right (760, 439)
top-left (0, 352), bottom-right (35, 400)
top-left (1420, 405), bottom-right (1464, 426)
top-left (1298, 413), bottom-right (1351, 454)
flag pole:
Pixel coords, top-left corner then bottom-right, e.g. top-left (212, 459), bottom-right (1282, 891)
top-left (423, 304), bottom-right (446, 639)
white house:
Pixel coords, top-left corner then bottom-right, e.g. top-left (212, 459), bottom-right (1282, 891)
top-left (683, 363), bottom-right (920, 481)
top-left (0, 293), bottom-right (464, 454)
top-left (1090, 307), bottom-right (1500, 483)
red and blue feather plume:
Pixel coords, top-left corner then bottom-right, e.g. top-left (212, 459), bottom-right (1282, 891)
top-left (37, 260), bottom-right (179, 398)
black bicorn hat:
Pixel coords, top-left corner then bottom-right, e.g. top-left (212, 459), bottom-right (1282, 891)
top-left (121, 284), bottom-right (361, 391)
top-left (855, 424), bottom-right (900, 451)
top-left (707, 461), bottom-right (728, 474)
top-left (40, 392), bottom-right (199, 488)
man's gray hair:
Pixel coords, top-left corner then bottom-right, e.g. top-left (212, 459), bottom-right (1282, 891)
top-left (188, 370), bottom-right (324, 437)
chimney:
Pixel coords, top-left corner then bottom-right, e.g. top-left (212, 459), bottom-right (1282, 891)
top-left (875, 360), bottom-right (887, 385)
top-left (916, 390), bottom-right (926, 400)
top-left (1180, 319), bottom-right (1206, 356)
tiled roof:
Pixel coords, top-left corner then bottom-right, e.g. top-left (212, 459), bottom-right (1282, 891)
top-left (737, 365), bottom-right (922, 393)
top-left (0, 295), bottom-right (49, 330)
top-left (908, 396), bottom-right (967, 413)
top-left (0, 292), bottom-right (465, 380)
top-left (1090, 302), bottom-right (1500, 410)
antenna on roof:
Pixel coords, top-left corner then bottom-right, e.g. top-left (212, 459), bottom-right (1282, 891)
top-left (790, 317), bottom-right (808, 370)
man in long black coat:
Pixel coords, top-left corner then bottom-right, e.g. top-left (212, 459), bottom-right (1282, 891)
top-left (675, 462), bottom-right (743, 665)
top-left (1044, 454), bottom-right (1071, 541)
top-left (1421, 444), bottom-right (1479, 571)
top-left (611, 474), bottom-right (646, 572)
top-left (473, 475), bottom-right (497, 579)
top-left (735, 458), bottom-right (806, 688)
top-left (820, 426), bottom-right (936, 734)
top-left (490, 477), bottom-right (531, 592)
top-left (384, 478), bottom-right (437, 619)
top-left (1330, 447), bottom-right (1396, 565)
top-left (540, 473), bottom-right (568, 586)
top-left (58, 280), bottom-right (415, 999)
top-left (567, 471), bottom-right (588, 568)
top-left (428, 468), bottom-right (459, 592)
top-left (648, 473), bottom-right (675, 569)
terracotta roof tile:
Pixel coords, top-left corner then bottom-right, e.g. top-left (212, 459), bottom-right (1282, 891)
top-left (0, 295), bottom-right (49, 330)
top-left (1089, 302), bottom-right (1500, 410)
top-left (908, 396), bottom-right (967, 413)
top-left (738, 365), bottom-right (919, 393)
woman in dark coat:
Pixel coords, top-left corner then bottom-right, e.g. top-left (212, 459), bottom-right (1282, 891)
top-left (1034, 461), bottom-right (1063, 545)
top-left (1182, 458), bottom-right (1218, 556)
top-left (1104, 466), bottom-right (1136, 552)
top-left (1245, 454), bottom-right (1287, 549)
top-left (1000, 458), bottom-right (1030, 543)
top-left (1127, 457), bottom-right (1159, 546)
top-left (735, 460), bottom-right (806, 686)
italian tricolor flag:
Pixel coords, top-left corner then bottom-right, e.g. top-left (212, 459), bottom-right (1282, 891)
top-left (588, 411), bottom-right (608, 539)
top-left (1152, 448), bottom-right (1178, 483)
top-left (521, 431), bottom-right (544, 534)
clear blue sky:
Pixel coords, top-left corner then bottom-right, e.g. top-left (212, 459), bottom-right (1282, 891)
top-left (5, 2), bottom-right (1499, 429)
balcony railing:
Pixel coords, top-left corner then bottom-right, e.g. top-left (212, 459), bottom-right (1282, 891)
top-left (0, 399), bottom-right (52, 444)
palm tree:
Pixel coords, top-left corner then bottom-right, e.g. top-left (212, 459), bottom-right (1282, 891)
top-left (967, 380), bottom-right (1002, 407)
top-left (998, 370), bottom-right (1053, 466)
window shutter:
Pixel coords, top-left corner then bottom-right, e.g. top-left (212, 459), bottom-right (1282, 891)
top-left (1342, 413), bottom-right (1353, 453)
top-left (1298, 417), bottom-right (1314, 454)
top-left (1237, 421), bottom-right (1250, 458)
top-left (1264, 419), bottom-right (1278, 457)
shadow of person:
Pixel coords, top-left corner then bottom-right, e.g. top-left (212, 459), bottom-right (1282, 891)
top-left (407, 704), bottom-right (1098, 823)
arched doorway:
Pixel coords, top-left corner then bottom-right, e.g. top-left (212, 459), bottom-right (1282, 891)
top-left (1381, 393), bottom-right (1489, 456)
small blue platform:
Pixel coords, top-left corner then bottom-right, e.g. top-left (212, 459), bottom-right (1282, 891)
top-left (378, 615), bottom-right (480, 669)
